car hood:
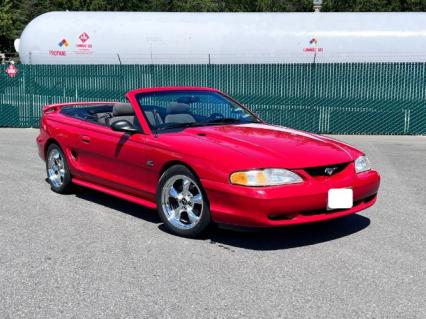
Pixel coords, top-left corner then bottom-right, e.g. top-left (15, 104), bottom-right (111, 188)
top-left (184, 124), bottom-right (360, 169)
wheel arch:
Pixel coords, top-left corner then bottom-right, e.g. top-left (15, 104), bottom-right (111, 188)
top-left (158, 160), bottom-right (200, 181)
top-left (44, 138), bottom-right (62, 157)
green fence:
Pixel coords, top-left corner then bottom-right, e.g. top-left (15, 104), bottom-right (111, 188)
top-left (0, 63), bottom-right (425, 134)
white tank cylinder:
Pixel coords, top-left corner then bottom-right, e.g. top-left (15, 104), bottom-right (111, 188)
top-left (18, 11), bottom-right (426, 64)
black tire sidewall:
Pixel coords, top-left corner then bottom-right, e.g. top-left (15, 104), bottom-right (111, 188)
top-left (157, 165), bottom-right (211, 237)
top-left (46, 144), bottom-right (72, 193)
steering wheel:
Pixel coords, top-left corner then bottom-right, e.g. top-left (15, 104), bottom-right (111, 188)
top-left (207, 113), bottom-right (224, 122)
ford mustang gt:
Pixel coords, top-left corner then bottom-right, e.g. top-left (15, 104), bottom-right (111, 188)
top-left (37, 86), bottom-right (380, 237)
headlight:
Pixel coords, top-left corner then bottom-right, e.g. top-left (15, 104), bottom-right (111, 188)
top-left (230, 169), bottom-right (303, 186)
top-left (355, 155), bottom-right (371, 173)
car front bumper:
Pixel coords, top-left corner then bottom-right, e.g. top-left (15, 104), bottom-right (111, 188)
top-left (201, 166), bottom-right (380, 227)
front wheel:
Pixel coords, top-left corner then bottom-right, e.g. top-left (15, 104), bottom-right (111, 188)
top-left (46, 144), bottom-right (72, 193)
top-left (157, 165), bottom-right (211, 237)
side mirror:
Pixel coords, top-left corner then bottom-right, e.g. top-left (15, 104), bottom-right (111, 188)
top-left (111, 120), bottom-right (140, 134)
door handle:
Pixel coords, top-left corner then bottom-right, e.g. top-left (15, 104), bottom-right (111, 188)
top-left (81, 135), bottom-right (91, 144)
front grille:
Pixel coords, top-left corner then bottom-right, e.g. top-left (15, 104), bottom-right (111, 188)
top-left (304, 162), bottom-right (349, 177)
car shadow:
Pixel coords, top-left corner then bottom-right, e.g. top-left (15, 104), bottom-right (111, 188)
top-left (206, 214), bottom-right (371, 251)
top-left (71, 184), bottom-right (370, 251)
top-left (74, 186), bottom-right (161, 224)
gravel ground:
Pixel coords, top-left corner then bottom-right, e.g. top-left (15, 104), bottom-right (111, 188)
top-left (0, 129), bottom-right (425, 319)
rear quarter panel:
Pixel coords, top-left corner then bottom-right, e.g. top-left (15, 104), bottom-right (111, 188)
top-left (38, 111), bottom-right (85, 178)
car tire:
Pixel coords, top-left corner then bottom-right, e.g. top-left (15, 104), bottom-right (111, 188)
top-left (157, 165), bottom-right (211, 237)
top-left (46, 144), bottom-right (72, 194)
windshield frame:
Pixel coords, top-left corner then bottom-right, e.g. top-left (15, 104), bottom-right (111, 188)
top-left (133, 89), bottom-right (264, 134)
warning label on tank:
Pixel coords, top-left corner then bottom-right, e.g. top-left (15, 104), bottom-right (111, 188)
top-left (75, 32), bottom-right (93, 54)
top-left (303, 38), bottom-right (324, 53)
top-left (48, 37), bottom-right (69, 57)
top-left (49, 50), bottom-right (66, 56)
top-left (79, 32), bottom-right (90, 43)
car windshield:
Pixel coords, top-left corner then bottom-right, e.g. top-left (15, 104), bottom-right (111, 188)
top-left (135, 90), bottom-right (260, 131)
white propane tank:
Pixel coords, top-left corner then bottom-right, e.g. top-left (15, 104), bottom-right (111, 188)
top-left (17, 11), bottom-right (426, 64)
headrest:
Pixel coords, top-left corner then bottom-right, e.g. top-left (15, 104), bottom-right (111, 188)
top-left (167, 102), bottom-right (190, 114)
top-left (113, 103), bottom-right (134, 116)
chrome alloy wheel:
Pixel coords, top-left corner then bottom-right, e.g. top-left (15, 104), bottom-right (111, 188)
top-left (161, 175), bottom-right (204, 230)
top-left (47, 148), bottom-right (65, 188)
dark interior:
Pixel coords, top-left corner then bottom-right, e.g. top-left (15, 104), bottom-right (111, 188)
top-left (60, 103), bottom-right (168, 130)
top-left (60, 102), bottom-right (200, 131)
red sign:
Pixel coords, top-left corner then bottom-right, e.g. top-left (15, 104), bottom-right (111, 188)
top-left (5, 64), bottom-right (18, 78)
top-left (76, 32), bottom-right (93, 52)
top-left (79, 32), bottom-right (90, 43)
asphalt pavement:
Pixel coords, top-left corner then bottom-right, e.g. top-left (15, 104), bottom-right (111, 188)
top-left (0, 129), bottom-right (425, 319)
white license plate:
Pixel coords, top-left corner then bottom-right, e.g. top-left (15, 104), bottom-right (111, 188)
top-left (327, 188), bottom-right (353, 210)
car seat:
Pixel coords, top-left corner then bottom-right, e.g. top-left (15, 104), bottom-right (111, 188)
top-left (164, 102), bottom-right (195, 124)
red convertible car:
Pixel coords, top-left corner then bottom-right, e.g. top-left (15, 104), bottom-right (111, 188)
top-left (37, 87), bottom-right (380, 237)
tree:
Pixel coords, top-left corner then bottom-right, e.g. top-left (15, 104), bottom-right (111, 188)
top-left (321, 0), bottom-right (426, 12)
top-left (0, 0), bottom-right (21, 52)
top-left (2, 0), bottom-right (426, 54)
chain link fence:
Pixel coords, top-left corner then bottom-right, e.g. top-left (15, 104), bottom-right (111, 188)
top-left (0, 63), bottom-right (425, 134)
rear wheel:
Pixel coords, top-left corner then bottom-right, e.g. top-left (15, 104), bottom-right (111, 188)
top-left (157, 165), bottom-right (211, 237)
top-left (46, 144), bottom-right (72, 193)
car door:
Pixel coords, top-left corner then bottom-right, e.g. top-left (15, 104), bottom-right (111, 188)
top-left (74, 120), bottom-right (150, 199)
